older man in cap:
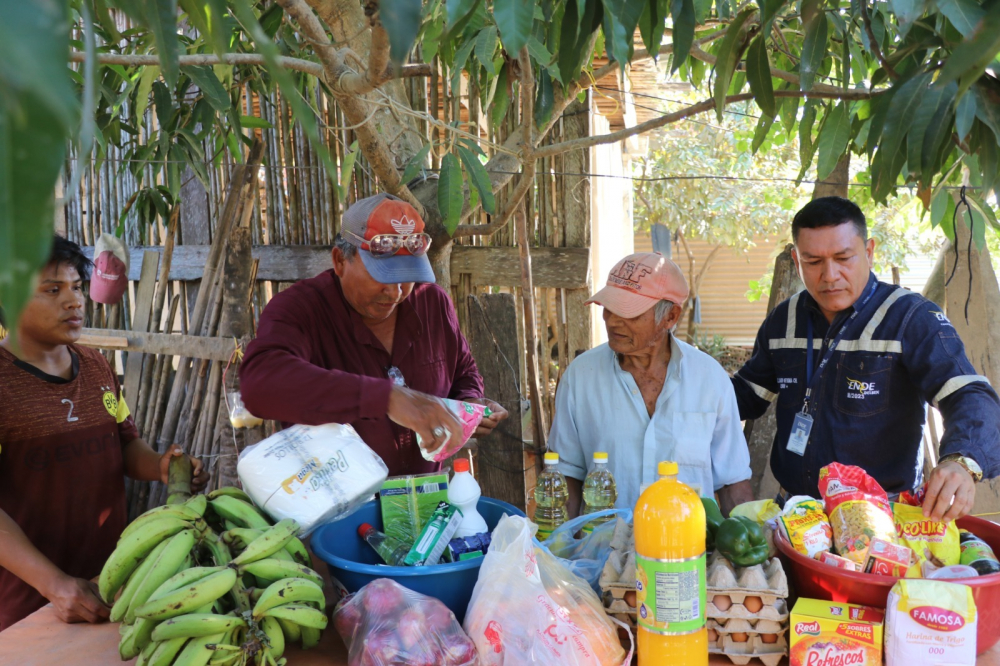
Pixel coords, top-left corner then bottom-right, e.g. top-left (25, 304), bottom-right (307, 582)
top-left (241, 193), bottom-right (508, 476)
top-left (549, 252), bottom-right (753, 515)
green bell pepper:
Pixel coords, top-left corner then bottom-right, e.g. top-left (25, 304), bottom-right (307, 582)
top-left (702, 497), bottom-right (724, 551)
top-left (715, 516), bottom-right (769, 567)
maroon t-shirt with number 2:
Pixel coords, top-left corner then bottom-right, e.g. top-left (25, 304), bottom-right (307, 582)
top-left (0, 344), bottom-right (139, 632)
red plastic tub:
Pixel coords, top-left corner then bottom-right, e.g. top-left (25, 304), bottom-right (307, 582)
top-left (776, 515), bottom-right (1000, 654)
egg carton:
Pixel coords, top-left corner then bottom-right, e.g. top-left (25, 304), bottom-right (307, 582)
top-left (707, 618), bottom-right (786, 636)
top-left (707, 552), bottom-right (789, 604)
top-left (708, 595), bottom-right (788, 622)
top-left (602, 584), bottom-right (637, 615)
top-left (600, 548), bottom-right (637, 589)
top-left (708, 626), bottom-right (788, 666)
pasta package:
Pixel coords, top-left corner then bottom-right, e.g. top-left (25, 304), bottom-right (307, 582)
top-left (892, 502), bottom-right (960, 574)
top-left (778, 496), bottom-right (833, 558)
top-left (818, 463), bottom-right (897, 565)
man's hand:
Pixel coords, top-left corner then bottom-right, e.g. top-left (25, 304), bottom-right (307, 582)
top-left (387, 386), bottom-right (465, 453)
top-left (44, 574), bottom-right (110, 624)
top-left (469, 398), bottom-right (509, 437)
top-left (922, 460), bottom-right (977, 522)
top-left (158, 445), bottom-right (210, 493)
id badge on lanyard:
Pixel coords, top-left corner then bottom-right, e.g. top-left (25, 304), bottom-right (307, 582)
top-left (786, 280), bottom-right (878, 456)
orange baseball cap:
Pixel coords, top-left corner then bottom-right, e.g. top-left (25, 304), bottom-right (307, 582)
top-left (586, 252), bottom-right (689, 318)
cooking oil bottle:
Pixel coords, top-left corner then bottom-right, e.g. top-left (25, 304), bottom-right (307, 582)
top-left (581, 452), bottom-right (617, 534)
top-left (634, 461), bottom-right (707, 665)
top-left (533, 452), bottom-right (568, 540)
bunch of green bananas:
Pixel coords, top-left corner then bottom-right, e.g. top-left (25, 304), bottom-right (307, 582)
top-left (100, 487), bottom-right (327, 666)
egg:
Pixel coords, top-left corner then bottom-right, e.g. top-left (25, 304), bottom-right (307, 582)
top-left (707, 629), bottom-right (718, 643)
top-left (713, 595), bottom-right (732, 611)
top-left (761, 633), bottom-right (778, 644)
top-left (744, 596), bottom-right (764, 613)
top-left (731, 632), bottom-right (749, 643)
top-left (624, 591), bottom-right (637, 608)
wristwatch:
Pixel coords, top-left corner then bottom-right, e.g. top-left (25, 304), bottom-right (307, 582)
top-left (939, 454), bottom-right (984, 483)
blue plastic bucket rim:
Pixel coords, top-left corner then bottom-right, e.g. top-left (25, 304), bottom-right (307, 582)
top-left (311, 496), bottom-right (524, 577)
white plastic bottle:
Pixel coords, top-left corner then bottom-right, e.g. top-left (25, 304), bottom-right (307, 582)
top-left (448, 458), bottom-right (489, 538)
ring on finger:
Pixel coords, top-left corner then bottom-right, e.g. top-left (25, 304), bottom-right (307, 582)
top-left (433, 426), bottom-right (446, 438)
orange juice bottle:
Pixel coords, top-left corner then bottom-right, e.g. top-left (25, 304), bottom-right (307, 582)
top-left (634, 461), bottom-right (707, 665)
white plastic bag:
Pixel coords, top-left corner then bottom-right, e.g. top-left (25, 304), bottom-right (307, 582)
top-left (237, 423), bottom-right (388, 536)
top-left (464, 514), bottom-right (630, 666)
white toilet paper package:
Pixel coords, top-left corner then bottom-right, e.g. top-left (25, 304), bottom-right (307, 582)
top-left (237, 423), bottom-right (388, 536)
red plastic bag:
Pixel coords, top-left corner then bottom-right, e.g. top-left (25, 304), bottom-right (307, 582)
top-left (333, 579), bottom-right (478, 666)
top-left (818, 463), bottom-right (897, 564)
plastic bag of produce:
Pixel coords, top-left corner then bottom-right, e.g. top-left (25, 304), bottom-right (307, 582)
top-left (892, 502), bottom-right (960, 574)
top-left (730, 499), bottom-right (782, 525)
top-left (237, 423), bottom-right (388, 536)
top-left (465, 514), bottom-right (631, 666)
top-left (537, 508), bottom-right (633, 592)
top-left (334, 579), bottom-right (478, 666)
top-left (778, 495), bottom-right (833, 558)
top-left (818, 463), bottom-right (897, 565)
top-left (416, 399), bottom-right (489, 462)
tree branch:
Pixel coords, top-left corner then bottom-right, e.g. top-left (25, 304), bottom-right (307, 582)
top-left (532, 88), bottom-right (879, 160)
top-left (689, 43), bottom-right (844, 94)
top-left (861, 0), bottom-right (898, 80)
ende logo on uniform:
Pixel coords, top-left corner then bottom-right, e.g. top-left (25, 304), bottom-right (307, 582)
top-left (846, 377), bottom-right (880, 400)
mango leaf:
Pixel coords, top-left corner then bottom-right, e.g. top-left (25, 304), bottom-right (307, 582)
top-left (962, 191), bottom-right (991, 248)
top-left (491, 64), bottom-right (511, 126)
top-left (0, 0), bottom-right (74, 346)
top-left (888, 0), bottom-right (929, 28)
top-left (979, 136), bottom-right (998, 198)
top-left (185, 65), bottom-right (231, 112)
top-left (797, 100), bottom-right (819, 179)
top-left (799, 12), bottom-right (827, 91)
top-left (817, 102), bottom-right (850, 180)
top-left (381, 0), bottom-right (423, 65)
top-left (752, 114), bottom-right (775, 153)
top-left (475, 26), bottom-right (498, 76)
top-left (447, 0), bottom-right (478, 26)
top-left (712, 8), bottom-right (756, 120)
top-left (451, 37), bottom-right (477, 86)
top-left (239, 115), bottom-right (273, 129)
top-left (259, 2), bottom-right (284, 38)
top-left (457, 146), bottom-right (496, 214)
top-left (930, 186), bottom-right (954, 229)
top-left (670, 0), bottom-right (696, 71)
top-left (142, 0), bottom-right (180, 88)
top-left (973, 84), bottom-right (1000, 144)
top-left (559, 0), bottom-right (583, 83)
top-left (638, 0), bottom-right (665, 59)
top-left (400, 143), bottom-right (431, 186)
top-left (134, 65), bottom-right (159, 133)
top-left (757, 0), bottom-right (784, 29)
top-left (495, 0), bottom-right (535, 54)
top-left (535, 69), bottom-right (555, 127)
top-left (966, 190), bottom-right (1000, 231)
top-left (936, 0), bottom-right (984, 37)
top-left (746, 35), bottom-right (775, 117)
top-left (338, 140), bottom-right (359, 202)
top-left (604, 0), bottom-right (646, 65)
top-left (955, 92), bottom-right (977, 141)
top-left (913, 81), bottom-right (957, 187)
top-left (935, 2), bottom-right (1000, 96)
top-left (880, 73), bottom-right (931, 173)
top-left (438, 153), bottom-right (463, 235)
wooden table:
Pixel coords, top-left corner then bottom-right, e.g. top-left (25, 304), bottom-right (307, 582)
top-left (3, 603), bottom-right (999, 665)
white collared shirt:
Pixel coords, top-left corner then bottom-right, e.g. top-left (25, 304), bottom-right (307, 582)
top-left (548, 334), bottom-right (752, 509)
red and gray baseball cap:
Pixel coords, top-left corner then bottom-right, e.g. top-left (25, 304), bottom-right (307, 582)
top-left (90, 233), bottom-right (130, 304)
top-left (341, 193), bottom-right (436, 284)
top-left (586, 252), bottom-right (689, 318)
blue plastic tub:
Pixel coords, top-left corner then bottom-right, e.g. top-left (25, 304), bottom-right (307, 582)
top-left (311, 497), bottom-right (524, 623)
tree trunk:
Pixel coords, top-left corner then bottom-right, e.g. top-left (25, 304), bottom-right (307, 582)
top-left (812, 153), bottom-right (850, 199)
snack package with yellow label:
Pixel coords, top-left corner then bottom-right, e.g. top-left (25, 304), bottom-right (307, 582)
top-left (778, 496), bottom-right (833, 558)
top-left (884, 579), bottom-right (977, 666)
top-left (892, 502), bottom-right (960, 575)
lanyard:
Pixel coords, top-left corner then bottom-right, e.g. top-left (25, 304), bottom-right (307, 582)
top-left (802, 279), bottom-right (878, 414)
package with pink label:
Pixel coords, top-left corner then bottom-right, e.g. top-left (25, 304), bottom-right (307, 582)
top-left (416, 399), bottom-right (491, 462)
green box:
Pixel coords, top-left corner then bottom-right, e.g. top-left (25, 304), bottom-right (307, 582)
top-left (379, 472), bottom-right (449, 548)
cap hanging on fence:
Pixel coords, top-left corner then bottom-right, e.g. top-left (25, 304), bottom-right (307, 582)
top-left (90, 233), bottom-right (130, 304)
top-left (341, 193), bottom-right (436, 284)
top-left (586, 252), bottom-right (689, 319)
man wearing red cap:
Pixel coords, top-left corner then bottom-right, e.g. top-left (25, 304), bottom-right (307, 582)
top-left (549, 252), bottom-right (753, 515)
top-left (241, 193), bottom-right (508, 476)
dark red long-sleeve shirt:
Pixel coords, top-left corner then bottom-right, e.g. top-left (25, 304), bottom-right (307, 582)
top-left (240, 270), bottom-right (484, 476)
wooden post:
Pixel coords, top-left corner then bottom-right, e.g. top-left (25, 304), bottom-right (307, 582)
top-left (515, 204), bottom-right (548, 450)
top-left (743, 245), bottom-right (803, 500)
top-left (467, 294), bottom-right (527, 509)
top-left (562, 99), bottom-right (594, 359)
top-left (943, 205), bottom-right (1000, 516)
top-left (123, 251), bottom-right (160, 406)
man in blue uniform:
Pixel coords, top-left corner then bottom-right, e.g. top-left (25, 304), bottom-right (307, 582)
top-left (733, 197), bottom-right (1000, 522)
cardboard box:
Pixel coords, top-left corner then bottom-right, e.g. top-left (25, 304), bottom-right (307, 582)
top-left (817, 551), bottom-right (858, 572)
top-left (863, 538), bottom-right (911, 578)
top-left (790, 599), bottom-right (884, 666)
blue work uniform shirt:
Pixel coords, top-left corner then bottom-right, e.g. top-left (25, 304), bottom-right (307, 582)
top-left (733, 272), bottom-right (1000, 498)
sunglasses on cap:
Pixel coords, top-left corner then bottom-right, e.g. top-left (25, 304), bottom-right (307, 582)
top-left (343, 228), bottom-right (432, 258)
